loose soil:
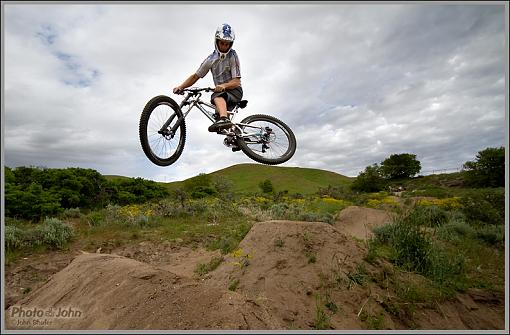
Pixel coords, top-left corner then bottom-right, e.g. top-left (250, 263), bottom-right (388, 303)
top-left (4, 206), bottom-right (506, 330)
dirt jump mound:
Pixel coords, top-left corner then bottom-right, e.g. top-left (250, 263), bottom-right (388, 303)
top-left (333, 205), bottom-right (393, 240)
top-left (5, 252), bottom-right (280, 330)
top-left (206, 220), bottom-right (370, 329)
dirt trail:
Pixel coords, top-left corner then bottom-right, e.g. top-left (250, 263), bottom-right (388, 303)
top-left (4, 206), bottom-right (506, 330)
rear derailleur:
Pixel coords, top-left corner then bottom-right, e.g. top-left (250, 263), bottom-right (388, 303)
top-left (223, 135), bottom-right (241, 152)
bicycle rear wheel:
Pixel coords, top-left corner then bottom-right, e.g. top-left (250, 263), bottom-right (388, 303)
top-left (236, 114), bottom-right (296, 165)
top-left (139, 95), bottom-right (186, 166)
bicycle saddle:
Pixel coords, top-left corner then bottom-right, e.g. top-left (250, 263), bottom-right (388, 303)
top-left (227, 100), bottom-right (248, 111)
top-left (237, 100), bottom-right (248, 108)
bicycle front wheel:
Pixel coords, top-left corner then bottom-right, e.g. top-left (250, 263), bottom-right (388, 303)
top-left (139, 95), bottom-right (186, 166)
top-left (236, 114), bottom-right (296, 165)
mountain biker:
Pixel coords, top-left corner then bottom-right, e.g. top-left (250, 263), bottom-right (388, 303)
top-left (172, 23), bottom-right (243, 132)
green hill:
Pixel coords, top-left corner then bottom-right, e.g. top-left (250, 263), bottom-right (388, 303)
top-left (162, 163), bottom-right (353, 195)
top-left (104, 175), bottom-right (132, 181)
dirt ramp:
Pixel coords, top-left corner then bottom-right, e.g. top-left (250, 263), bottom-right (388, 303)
top-left (5, 253), bottom-right (280, 330)
top-left (207, 220), bottom-right (369, 329)
top-left (334, 206), bottom-right (393, 240)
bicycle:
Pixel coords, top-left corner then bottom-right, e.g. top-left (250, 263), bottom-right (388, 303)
top-left (139, 87), bottom-right (297, 166)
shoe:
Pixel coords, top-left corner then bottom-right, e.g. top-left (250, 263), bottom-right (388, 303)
top-left (208, 118), bottom-right (232, 132)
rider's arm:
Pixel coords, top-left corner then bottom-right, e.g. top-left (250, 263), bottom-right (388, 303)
top-left (174, 73), bottom-right (200, 92)
top-left (217, 77), bottom-right (241, 91)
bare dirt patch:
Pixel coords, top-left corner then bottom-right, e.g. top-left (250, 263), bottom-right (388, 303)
top-left (4, 209), bottom-right (506, 330)
top-left (112, 241), bottom-right (222, 278)
top-left (334, 205), bottom-right (394, 240)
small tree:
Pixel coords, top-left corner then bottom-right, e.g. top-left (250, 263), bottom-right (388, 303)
top-left (212, 175), bottom-right (235, 201)
top-left (463, 146), bottom-right (505, 187)
top-left (380, 153), bottom-right (421, 179)
top-left (351, 164), bottom-right (385, 193)
top-left (259, 179), bottom-right (274, 193)
top-left (173, 188), bottom-right (188, 209)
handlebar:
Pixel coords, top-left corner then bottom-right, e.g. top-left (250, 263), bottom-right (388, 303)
top-left (175, 87), bottom-right (214, 95)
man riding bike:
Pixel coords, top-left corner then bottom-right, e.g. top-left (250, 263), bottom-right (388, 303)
top-left (173, 23), bottom-right (243, 132)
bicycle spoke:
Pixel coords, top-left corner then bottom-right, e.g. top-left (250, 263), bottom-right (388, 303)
top-left (241, 119), bottom-right (292, 161)
top-left (145, 104), bottom-right (182, 160)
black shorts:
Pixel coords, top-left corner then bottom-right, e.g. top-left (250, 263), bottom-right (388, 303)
top-left (211, 86), bottom-right (243, 111)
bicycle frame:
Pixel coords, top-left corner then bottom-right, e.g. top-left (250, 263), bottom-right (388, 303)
top-left (164, 90), bottom-right (266, 143)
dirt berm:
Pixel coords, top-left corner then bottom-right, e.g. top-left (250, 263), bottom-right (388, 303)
top-left (5, 211), bottom-right (505, 330)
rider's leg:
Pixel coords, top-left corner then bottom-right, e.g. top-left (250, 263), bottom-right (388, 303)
top-left (208, 96), bottom-right (232, 132)
top-left (213, 96), bottom-right (228, 119)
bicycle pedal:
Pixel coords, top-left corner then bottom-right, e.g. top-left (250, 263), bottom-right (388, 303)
top-left (232, 146), bottom-right (241, 152)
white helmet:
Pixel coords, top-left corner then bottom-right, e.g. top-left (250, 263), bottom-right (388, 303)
top-left (214, 23), bottom-right (235, 60)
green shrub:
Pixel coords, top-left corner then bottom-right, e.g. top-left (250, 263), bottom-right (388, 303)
top-left (391, 218), bottom-right (433, 273)
top-left (314, 294), bottom-right (331, 330)
top-left (475, 225), bottom-right (505, 246)
top-left (426, 248), bottom-right (465, 284)
top-left (270, 203), bottom-right (290, 218)
top-left (437, 220), bottom-right (475, 242)
top-left (409, 205), bottom-right (449, 227)
top-left (4, 217), bottom-right (25, 227)
top-left (39, 218), bottom-right (74, 249)
top-left (5, 218), bottom-right (74, 251)
top-left (415, 188), bottom-right (450, 198)
top-left (372, 208), bottom-right (467, 285)
top-left (23, 228), bottom-right (45, 247)
top-left (5, 225), bottom-right (26, 250)
top-left (274, 237), bottom-right (285, 248)
top-left (359, 311), bottom-right (385, 330)
top-left (207, 222), bottom-right (252, 254)
top-left (259, 179), bottom-right (274, 193)
top-left (186, 200), bottom-right (209, 216)
top-left (136, 215), bottom-right (150, 227)
top-left (317, 184), bottom-right (356, 201)
top-left (87, 211), bottom-right (105, 226)
top-left (347, 263), bottom-right (369, 285)
top-left (195, 256), bottom-right (224, 276)
top-left (373, 224), bottom-right (396, 244)
top-left (228, 279), bottom-right (240, 291)
top-left (460, 188), bottom-right (505, 226)
top-left (62, 207), bottom-right (81, 218)
top-left (209, 236), bottom-right (238, 254)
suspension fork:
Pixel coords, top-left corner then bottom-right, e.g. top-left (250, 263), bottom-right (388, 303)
top-left (159, 95), bottom-right (192, 135)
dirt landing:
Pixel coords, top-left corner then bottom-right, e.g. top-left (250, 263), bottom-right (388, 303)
top-left (5, 252), bottom-right (281, 330)
top-left (334, 206), bottom-right (393, 240)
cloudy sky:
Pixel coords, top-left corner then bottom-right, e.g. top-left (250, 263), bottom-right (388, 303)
top-left (2, 2), bottom-right (507, 182)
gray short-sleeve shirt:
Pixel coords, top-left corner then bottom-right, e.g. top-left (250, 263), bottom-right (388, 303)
top-left (196, 50), bottom-right (241, 86)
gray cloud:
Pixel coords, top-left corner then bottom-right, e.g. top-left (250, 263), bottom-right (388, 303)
top-left (3, 3), bottom-right (507, 181)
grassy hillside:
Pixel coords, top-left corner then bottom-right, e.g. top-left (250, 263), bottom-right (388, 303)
top-left (163, 164), bottom-right (353, 195)
top-left (104, 175), bottom-right (132, 181)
